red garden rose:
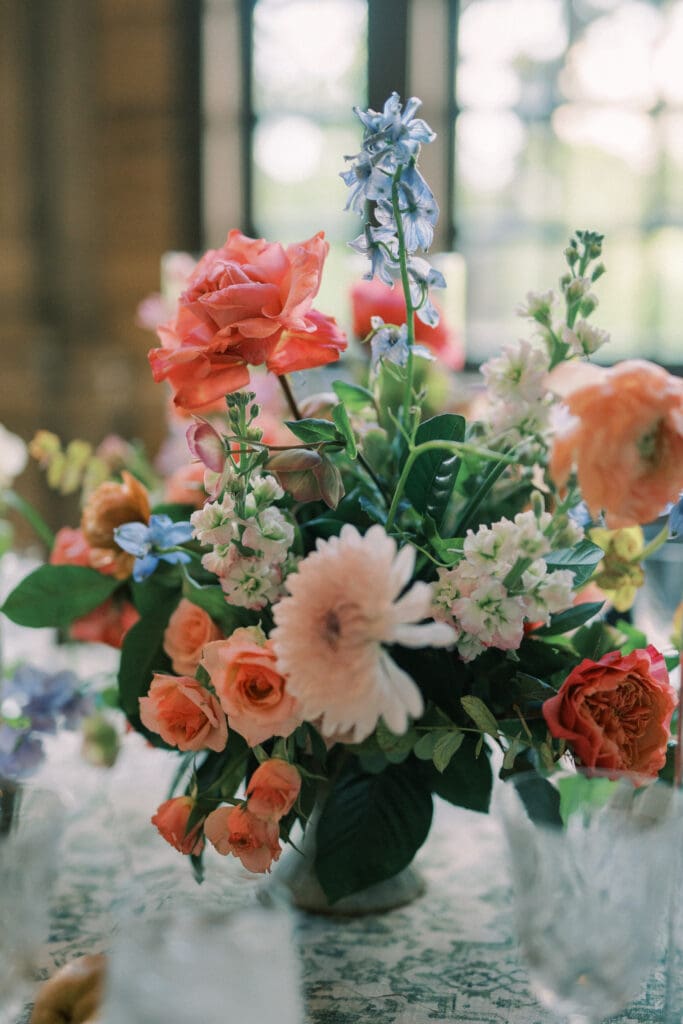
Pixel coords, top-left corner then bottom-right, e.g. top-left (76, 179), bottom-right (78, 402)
top-left (350, 278), bottom-right (464, 370)
top-left (542, 645), bottom-right (676, 777)
top-left (148, 230), bottom-right (347, 411)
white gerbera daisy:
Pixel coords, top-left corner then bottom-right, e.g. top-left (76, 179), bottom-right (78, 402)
top-left (270, 524), bottom-right (455, 743)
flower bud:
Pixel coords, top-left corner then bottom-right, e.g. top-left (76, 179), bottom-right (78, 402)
top-left (267, 449), bottom-right (326, 503)
top-left (186, 419), bottom-right (226, 473)
top-left (81, 714), bottom-right (120, 768)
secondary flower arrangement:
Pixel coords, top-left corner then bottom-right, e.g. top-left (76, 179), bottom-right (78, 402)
top-left (3, 94), bottom-right (683, 902)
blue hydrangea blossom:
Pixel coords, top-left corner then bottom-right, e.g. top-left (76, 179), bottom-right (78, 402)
top-left (114, 514), bottom-right (193, 582)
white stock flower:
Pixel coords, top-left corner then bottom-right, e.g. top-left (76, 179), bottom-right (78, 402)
top-left (241, 507), bottom-right (294, 563)
top-left (191, 495), bottom-right (237, 545)
top-left (516, 290), bottom-right (555, 320)
top-left (481, 339), bottom-right (550, 405)
top-left (219, 556), bottom-right (283, 610)
top-left (0, 424), bottom-right (27, 489)
top-left (561, 320), bottom-right (610, 357)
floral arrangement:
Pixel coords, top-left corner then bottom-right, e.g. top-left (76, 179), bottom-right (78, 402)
top-left (3, 93), bottom-right (683, 903)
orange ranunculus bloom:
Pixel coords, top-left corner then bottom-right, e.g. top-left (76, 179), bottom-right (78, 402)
top-left (350, 277), bottom-right (465, 370)
top-left (201, 629), bottom-right (301, 748)
top-left (80, 471), bottom-right (151, 579)
top-left (542, 645), bottom-right (676, 778)
top-left (550, 359), bottom-right (683, 528)
top-left (148, 230), bottom-right (347, 412)
top-left (204, 804), bottom-right (281, 873)
top-left (246, 759), bottom-right (301, 822)
top-left (151, 796), bottom-right (205, 855)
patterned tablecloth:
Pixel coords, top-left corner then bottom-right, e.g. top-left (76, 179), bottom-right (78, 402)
top-left (0, 555), bottom-right (669, 1024)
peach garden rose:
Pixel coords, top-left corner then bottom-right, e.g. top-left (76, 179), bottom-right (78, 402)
top-left (542, 645), bottom-right (677, 777)
top-left (246, 759), bottom-right (301, 822)
top-left (163, 598), bottom-right (222, 676)
top-left (139, 673), bottom-right (228, 753)
top-left (204, 805), bottom-right (281, 873)
top-left (152, 796), bottom-right (204, 855)
top-left (201, 628), bottom-right (301, 747)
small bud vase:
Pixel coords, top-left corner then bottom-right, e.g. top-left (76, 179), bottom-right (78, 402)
top-left (275, 786), bottom-right (425, 916)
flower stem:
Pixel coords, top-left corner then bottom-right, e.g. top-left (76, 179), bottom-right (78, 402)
top-left (278, 374), bottom-right (303, 421)
top-left (391, 172), bottom-right (416, 431)
top-left (1, 490), bottom-right (54, 549)
top-left (385, 440), bottom-right (518, 531)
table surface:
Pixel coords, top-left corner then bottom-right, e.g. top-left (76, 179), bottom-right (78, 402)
top-left (0, 554), bottom-right (670, 1024)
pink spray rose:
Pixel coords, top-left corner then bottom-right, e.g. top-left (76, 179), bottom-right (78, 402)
top-left (204, 804), bottom-right (281, 873)
top-left (542, 645), bottom-right (676, 778)
top-left (163, 598), bottom-right (223, 676)
top-left (139, 673), bottom-right (228, 753)
top-left (246, 759), bottom-right (301, 822)
top-left (201, 629), bottom-right (301, 747)
top-left (151, 796), bottom-right (205, 855)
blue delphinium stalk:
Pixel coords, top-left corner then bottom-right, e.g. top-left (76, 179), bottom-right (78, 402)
top-left (341, 92), bottom-right (444, 425)
top-left (114, 514), bottom-right (193, 582)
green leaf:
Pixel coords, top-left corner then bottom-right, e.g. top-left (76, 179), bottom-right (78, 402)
top-left (428, 736), bottom-right (493, 813)
top-left (432, 731), bottom-right (464, 773)
top-left (572, 620), bottom-right (619, 661)
top-left (284, 418), bottom-right (339, 444)
top-left (332, 380), bottom-right (375, 413)
top-left (118, 585), bottom-right (181, 720)
top-left (616, 619), bottom-right (648, 655)
top-left (413, 732), bottom-right (439, 761)
top-left (315, 761), bottom-right (433, 903)
top-left (404, 414), bottom-right (465, 528)
top-left (181, 572), bottom-right (253, 633)
top-left (1, 565), bottom-right (120, 627)
top-left (460, 695), bottom-right (499, 737)
top-left (332, 403), bottom-right (358, 459)
top-left (531, 601), bottom-right (604, 637)
top-left (557, 773), bottom-right (617, 825)
top-left (151, 502), bottom-right (195, 521)
top-left (513, 773), bottom-right (562, 827)
top-left (545, 540), bottom-right (604, 587)
top-left (375, 720), bottom-right (418, 764)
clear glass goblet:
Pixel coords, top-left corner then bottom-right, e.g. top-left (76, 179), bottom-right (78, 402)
top-left (0, 779), bottom-right (66, 1024)
top-left (498, 770), bottom-right (679, 1024)
top-left (101, 888), bottom-right (304, 1024)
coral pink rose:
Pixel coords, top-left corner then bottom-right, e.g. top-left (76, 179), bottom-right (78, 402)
top-left (246, 759), bottom-right (301, 822)
top-left (350, 278), bottom-right (464, 370)
top-left (50, 527), bottom-right (92, 568)
top-left (70, 598), bottom-right (140, 649)
top-left (164, 462), bottom-right (208, 508)
top-left (151, 796), bottom-right (204, 855)
top-left (204, 805), bottom-right (281, 873)
top-left (550, 359), bottom-right (683, 528)
top-left (163, 598), bottom-right (223, 676)
top-left (542, 645), bottom-right (677, 777)
top-left (148, 230), bottom-right (347, 411)
top-left (51, 528), bottom-right (139, 647)
top-left (201, 629), bottom-right (301, 747)
top-left (139, 673), bottom-right (228, 752)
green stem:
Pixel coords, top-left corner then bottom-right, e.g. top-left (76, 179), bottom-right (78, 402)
top-left (640, 521), bottom-right (670, 561)
top-left (356, 451), bottom-right (390, 506)
top-left (391, 172), bottom-right (416, 431)
top-left (385, 440), bottom-right (518, 532)
top-left (1, 490), bottom-right (54, 549)
top-left (278, 374), bottom-right (302, 421)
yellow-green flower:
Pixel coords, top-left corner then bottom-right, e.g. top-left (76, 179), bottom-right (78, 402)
top-left (588, 525), bottom-right (645, 612)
